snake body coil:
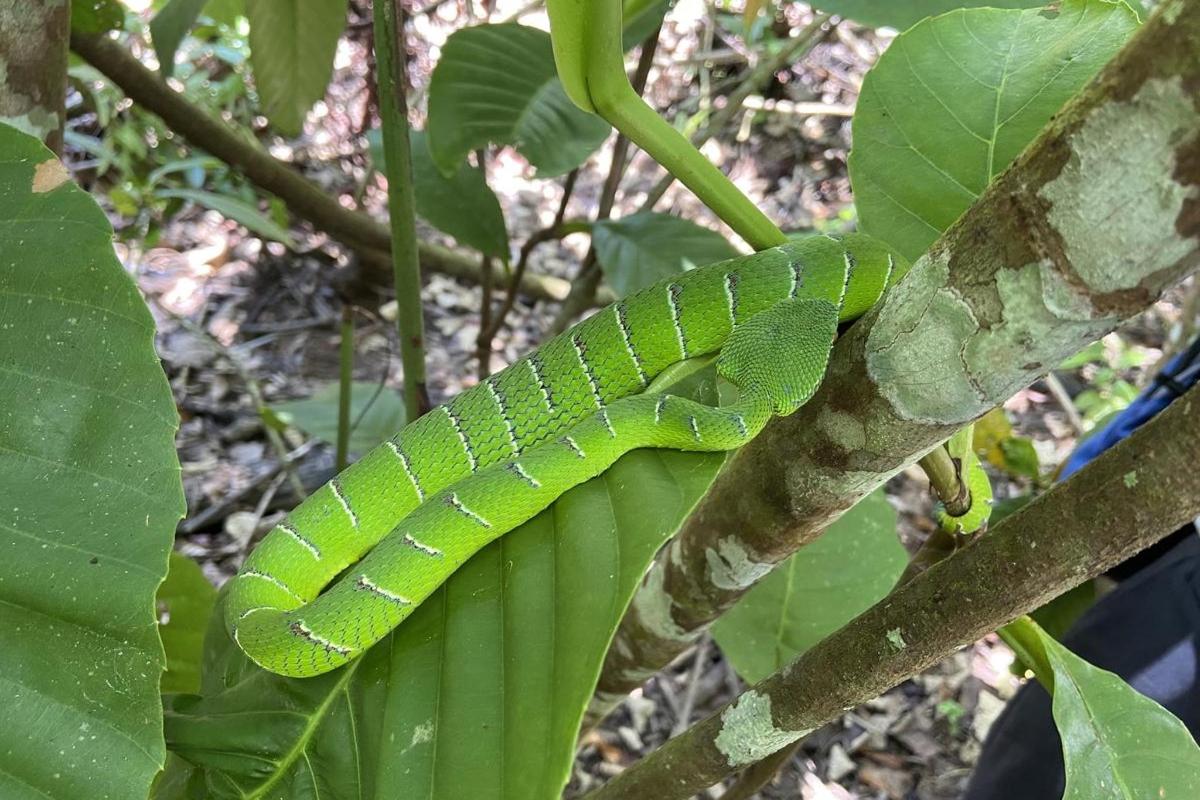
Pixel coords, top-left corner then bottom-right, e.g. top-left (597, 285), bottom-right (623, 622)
top-left (225, 234), bottom-right (907, 677)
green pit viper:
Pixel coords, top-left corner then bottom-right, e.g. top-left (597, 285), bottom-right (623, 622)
top-left (225, 234), bottom-right (924, 677)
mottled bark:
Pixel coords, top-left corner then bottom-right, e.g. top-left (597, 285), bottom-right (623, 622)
top-left (586, 381), bottom-right (1200, 799)
top-left (0, 0), bottom-right (70, 153)
top-left (592, 0), bottom-right (1200, 717)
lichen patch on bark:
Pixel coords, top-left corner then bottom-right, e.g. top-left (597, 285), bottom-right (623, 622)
top-left (704, 538), bottom-right (773, 591)
top-left (1041, 77), bottom-right (1200, 296)
top-left (714, 691), bottom-right (809, 767)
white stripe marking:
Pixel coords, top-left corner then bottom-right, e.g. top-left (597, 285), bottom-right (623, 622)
top-left (329, 479), bottom-right (358, 528)
top-left (613, 304), bottom-right (648, 387)
top-left (385, 440), bottom-right (425, 502)
top-left (278, 521), bottom-right (320, 560)
top-left (655, 396), bottom-right (667, 424)
top-left (357, 574), bottom-right (413, 605)
top-left (733, 414), bottom-right (749, 438)
top-left (290, 620), bottom-right (352, 655)
top-left (241, 570), bottom-right (304, 603)
top-left (443, 405), bottom-right (478, 471)
top-left (600, 409), bottom-right (617, 438)
top-left (789, 259), bottom-right (804, 298)
top-left (561, 435), bottom-right (586, 458)
top-left (507, 461), bottom-right (542, 488)
top-left (527, 356), bottom-right (554, 410)
top-left (446, 493), bottom-right (493, 528)
top-left (404, 533), bottom-right (443, 557)
top-left (485, 380), bottom-right (521, 455)
top-left (723, 273), bottom-right (739, 327)
top-left (572, 335), bottom-right (604, 408)
top-left (688, 416), bottom-right (701, 442)
top-left (238, 606), bottom-right (272, 620)
top-left (667, 284), bottom-right (688, 359)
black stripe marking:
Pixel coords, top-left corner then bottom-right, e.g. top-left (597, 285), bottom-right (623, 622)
top-left (724, 273), bottom-right (740, 327)
top-left (560, 435), bottom-right (586, 458)
top-left (668, 282), bottom-right (688, 358)
top-left (386, 439), bottom-right (425, 502)
top-left (289, 620), bottom-right (352, 655)
top-left (444, 405), bottom-right (478, 471)
top-left (486, 379), bottom-right (521, 455)
top-left (505, 461), bottom-right (542, 488)
top-left (527, 353), bottom-right (554, 410)
top-left (355, 575), bottom-right (413, 606)
top-left (614, 303), bottom-right (649, 387)
top-left (572, 334), bottom-right (605, 407)
top-left (279, 521), bottom-right (321, 560)
top-left (330, 478), bottom-right (358, 528)
top-left (404, 533), bottom-right (443, 557)
top-left (445, 492), bottom-right (492, 527)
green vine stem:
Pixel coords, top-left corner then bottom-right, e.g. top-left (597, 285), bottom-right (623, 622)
top-left (918, 440), bottom-right (972, 517)
top-left (548, 0), bottom-right (787, 250)
top-left (998, 616), bottom-right (1055, 693)
top-left (374, 0), bottom-right (431, 419)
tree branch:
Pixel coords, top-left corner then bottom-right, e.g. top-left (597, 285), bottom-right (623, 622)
top-left (0, 0), bottom-right (69, 153)
top-left (590, 0), bottom-right (1200, 718)
top-left (584, 381), bottom-right (1200, 799)
top-left (67, 31), bottom-right (581, 304)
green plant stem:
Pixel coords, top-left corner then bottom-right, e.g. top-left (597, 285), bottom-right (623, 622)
top-left (549, 28), bottom-right (660, 333)
top-left (918, 443), bottom-right (971, 517)
top-left (997, 616), bottom-right (1055, 693)
top-left (373, 0), bottom-right (430, 419)
top-left (336, 306), bottom-right (354, 471)
top-left (583, 2), bottom-right (786, 250)
top-left (582, 383), bottom-right (1200, 800)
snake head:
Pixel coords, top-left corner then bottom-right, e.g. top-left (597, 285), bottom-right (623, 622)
top-left (716, 297), bottom-right (840, 417)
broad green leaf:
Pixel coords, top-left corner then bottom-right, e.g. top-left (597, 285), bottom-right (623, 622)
top-left (158, 553), bottom-right (218, 694)
top-left (244, 0), bottom-right (346, 136)
top-left (1032, 623), bottom-right (1200, 798)
top-left (151, 0), bottom-right (209, 78)
top-left (711, 490), bottom-right (905, 683)
top-left (0, 124), bottom-right (184, 799)
top-left (849, 0), bottom-right (1139, 262)
top-left (592, 211), bottom-right (739, 297)
top-left (165, 371), bottom-right (724, 799)
top-left (427, 23), bottom-right (611, 177)
top-left (369, 129), bottom-right (510, 259)
top-left (271, 381), bottom-right (407, 456)
top-left (812, 0), bottom-right (1044, 31)
top-left (71, 0), bottom-right (125, 33)
top-left (158, 188), bottom-right (297, 247)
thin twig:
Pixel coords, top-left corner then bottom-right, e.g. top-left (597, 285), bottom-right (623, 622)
top-left (720, 739), bottom-right (804, 800)
top-left (178, 439), bottom-right (321, 535)
top-left (1042, 372), bottom-right (1086, 436)
top-left (640, 14), bottom-right (832, 212)
top-left (374, 0), bottom-right (431, 418)
top-left (477, 253), bottom-right (495, 379)
top-left (169, 313), bottom-right (308, 500)
top-left (336, 305), bottom-right (354, 470)
top-left (670, 635), bottom-right (711, 737)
